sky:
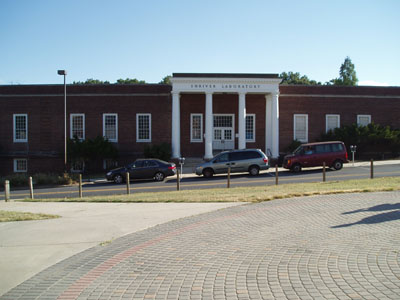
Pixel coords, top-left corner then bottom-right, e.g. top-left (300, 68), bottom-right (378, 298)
top-left (1, 0), bottom-right (399, 86)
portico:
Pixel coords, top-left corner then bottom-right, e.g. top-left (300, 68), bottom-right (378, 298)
top-left (171, 73), bottom-right (282, 160)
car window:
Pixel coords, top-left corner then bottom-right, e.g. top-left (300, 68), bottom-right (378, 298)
top-left (293, 146), bottom-right (304, 155)
top-left (304, 146), bottom-right (315, 155)
top-left (134, 160), bottom-right (144, 168)
top-left (315, 144), bottom-right (331, 153)
top-left (331, 143), bottom-right (344, 152)
top-left (229, 151), bottom-right (244, 161)
top-left (214, 153), bottom-right (229, 163)
top-left (146, 160), bottom-right (158, 167)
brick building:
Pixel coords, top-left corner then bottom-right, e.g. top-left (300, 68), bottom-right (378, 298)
top-left (1, 73), bottom-right (399, 175)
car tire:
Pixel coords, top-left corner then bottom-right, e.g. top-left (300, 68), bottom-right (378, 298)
top-left (333, 160), bottom-right (343, 170)
top-left (291, 164), bottom-right (302, 173)
top-left (154, 172), bottom-right (165, 181)
top-left (113, 174), bottom-right (123, 184)
top-left (249, 165), bottom-right (260, 176)
top-left (203, 168), bottom-right (214, 178)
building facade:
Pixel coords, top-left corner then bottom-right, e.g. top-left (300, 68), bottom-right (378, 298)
top-left (1, 73), bottom-right (400, 175)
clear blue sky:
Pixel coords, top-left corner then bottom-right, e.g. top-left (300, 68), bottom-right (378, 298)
top-left (1, 0), bottom-right (399, 86)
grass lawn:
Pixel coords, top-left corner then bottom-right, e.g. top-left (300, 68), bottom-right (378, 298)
top-left (0, 210), bottom-right (60, 222)
top-left (21, 177), bottom-right (400, 203)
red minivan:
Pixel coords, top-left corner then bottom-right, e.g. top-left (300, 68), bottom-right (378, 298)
top-left (283, 141), bottom-right (348, 172)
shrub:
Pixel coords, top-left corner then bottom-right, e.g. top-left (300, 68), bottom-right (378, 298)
top-left (285, 139), bottom-right (303, 153)
top-left (0, 173), bottom-right (76, 188)
top-left (144, 143), bottom-right (171, 161)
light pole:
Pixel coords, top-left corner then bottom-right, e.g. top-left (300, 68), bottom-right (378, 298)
top-left (57, 70), bottom-right (67, 172)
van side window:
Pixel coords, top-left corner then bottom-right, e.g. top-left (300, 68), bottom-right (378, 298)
top-left (315, 144), bottom-right (331, 153)
top-left (304, 146), bottom-right (315, 155)
top-left (215, 153), bottom-right (229, 163)
top-left (230, 152), bottom-right (244, 161)
top-left (331, 143), bottom-right (343, 152)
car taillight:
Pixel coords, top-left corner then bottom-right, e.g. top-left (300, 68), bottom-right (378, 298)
top-left (345, 152), bottom-right (348, 160)
top-left (168, 166), bottom-right (176, 170)
top-left (263, 158), bottom-right (268, 164)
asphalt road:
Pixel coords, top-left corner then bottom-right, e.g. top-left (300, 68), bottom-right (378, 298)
top-left (2, 162), bottom-right (400, 200)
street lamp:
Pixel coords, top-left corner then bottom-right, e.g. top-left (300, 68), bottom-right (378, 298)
top-left (57, 70), bottom-right (67, 172)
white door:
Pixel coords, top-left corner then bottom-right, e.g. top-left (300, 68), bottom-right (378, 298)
top-left (213, 114), bottom-right (234, 150)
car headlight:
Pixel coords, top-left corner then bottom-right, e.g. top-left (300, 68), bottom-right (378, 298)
top-left (106, 172), bottom-right (112, 176)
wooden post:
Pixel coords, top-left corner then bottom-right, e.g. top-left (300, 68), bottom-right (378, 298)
top-left (227, 166), bottom-right (231, 188)
top-left (323, 162), bottom-right (326, 182)
top-left (275, 164), bottom-right (278, 185)
top-left (126, 172), bottom-right (130, 195)
top-left (79, 174), bottom-right (83, 198)
top-left (29, 176), bottom-right (34, 199)
top-left (176, 169), bottom-right (180, 191)
top-left (370, 159), bottom-right (374, 179)
top-left (4, 180), bottom-right (10, 202)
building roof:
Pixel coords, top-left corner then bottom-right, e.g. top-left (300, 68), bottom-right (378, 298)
top-left (172, 73), bottom-right (279, 79)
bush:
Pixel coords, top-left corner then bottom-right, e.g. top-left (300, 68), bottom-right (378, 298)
top-left (0, 173), bottom-right (76, 188)
top-left (285, 139), bottom-right (303, 153)
top-left (144, 143), bottom-right (171, 161)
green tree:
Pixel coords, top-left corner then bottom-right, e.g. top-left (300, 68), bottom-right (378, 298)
top-left (279, 72), bottom-right (321, 85)
top-left (73, 78), bottom-right (110, 84)
top-left (159, 75), bottom-right (172, 85)
top-left (115, 78), bottom-right (146, 84)
top-left (329, 56), bottom-right (358, 86)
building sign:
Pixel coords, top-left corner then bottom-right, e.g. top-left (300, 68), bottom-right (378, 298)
top-left (190, 84), bottom-right (262, 90)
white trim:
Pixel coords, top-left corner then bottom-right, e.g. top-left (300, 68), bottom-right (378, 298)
top-left (13, 114), bottom-right (28, 143)
top-left (213, 113), bottom-right (235, 141)
top-left (136, 113), bottom-right (152, 142)
top-left (13, 158), bottom-right (27, 173)
top-left (357, 114), bottom-right (371, 126)
top-left (294, 114), bottom-right (308, 143)
top-left (325, 114), bottom-right (340, 133)
top-left (70, 113), bottom-right (85, 140)
top-left (245, 114), bottom-right (256, 143)
top-left (190, 113), bottom-right (203, 142)
top-left (103, 113), bottom-right (118, 142)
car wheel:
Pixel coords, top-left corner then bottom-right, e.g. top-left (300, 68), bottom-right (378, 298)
top-left (249, 165), bottom-right (260, 176)
top-left (154, 172), bottom-right (165, 181)
top-left (203, 168), bottom-right (214, 178)
top-left (113, 174), bottom-right (123, 184)
top-left (291, 164), bottom-right (302, 173)
top-left (333, 160), bottom-right (343, 170)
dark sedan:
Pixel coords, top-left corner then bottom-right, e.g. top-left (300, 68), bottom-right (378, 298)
top-left (106, 159), bottom-right (176, 183)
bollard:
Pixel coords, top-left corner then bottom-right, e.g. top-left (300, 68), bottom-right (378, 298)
top-left (4, 180), bottom-right (10, 202)
top-left (126, 172), bottom-right (130, 195)
top-left (79, 174), bottom-right (83, 198)
top-left (275, 165), bottom-right (279, 185)
top-left (227, 166), bottom-right (231, 188)
top-left (370, 159), bottom-right (374, 179)
top-left (176, 169), bottom-right (180, 191)
top-left (323, 162), bottom-right (326, 182)
top-left (29, 176), bottom-right (34, 199)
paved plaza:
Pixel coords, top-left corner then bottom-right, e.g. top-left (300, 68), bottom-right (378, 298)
top-left (1, 192), bottom-right (400, 299)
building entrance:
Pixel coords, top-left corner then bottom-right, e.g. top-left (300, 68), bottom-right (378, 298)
top-left (213, 114), bottom-right (234, 150)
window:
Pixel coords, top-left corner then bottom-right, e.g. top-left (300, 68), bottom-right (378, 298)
top-left (103, 114), bottom-right (118, 142)
top-left (245, 114), bottom-right (255, 142)
top-left (14, 158), bottom-right (27, 172)
top-left (214, 115), bottom-right (233, 127)
top-left (190, 114), bottom-right (203, 142)
top-left (294, 114), bottom-right (308, 143)
top-left (357, 115), bottom-right (371, 126)
top-left (326, 114), bottom-right (340, 133)
top-left (70, 114), bottom-right (85, 140)
top-left (13, 114), bottom-right (28, 142)
top-left (136, 113), bottom-right (151, 142)
top-left (71, 160), bottom-right (85, 172)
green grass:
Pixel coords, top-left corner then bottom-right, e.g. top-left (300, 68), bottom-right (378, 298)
top-left (0, 210), bottom-right (60, 222)
top-left (21, 177), bottom-right (400, 203)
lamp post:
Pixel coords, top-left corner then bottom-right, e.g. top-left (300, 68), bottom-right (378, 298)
top-left (57, 70), bottom-right (67, 172)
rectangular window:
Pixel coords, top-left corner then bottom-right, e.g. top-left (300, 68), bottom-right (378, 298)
top-left (357, 115), bottom-right (371, 126)
top-left (245, 114), bottom-right (255, 142)
top-left (13, 114), bottom-right (28, 142)
top-left (294, 114), bottom-right (308, 143)
top-left (70, 114), bottom-right (85, 140)
top-left (71, 160), bottom-right (85, 173)
top-left (103, 113), bottom-right (118, 142)
top-left (326, 114), bottom-right (340, 133)
top-left (136, 113), bottom-right (151, 142)
top-left (190, 114), bottom-right (203, 142)
top-left (14, 158), bottom-right (27, 172)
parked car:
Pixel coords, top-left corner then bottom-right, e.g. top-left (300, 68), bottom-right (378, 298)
top-left (106, 159), bottom-right (176, 183)
top-left (283, 141), bottom-right (348, 172)
top-left (195, 149), bottom-right (269, 178)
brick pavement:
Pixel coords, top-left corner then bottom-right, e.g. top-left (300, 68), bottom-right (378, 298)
top-left (2, 192), bottom-right (400, 300)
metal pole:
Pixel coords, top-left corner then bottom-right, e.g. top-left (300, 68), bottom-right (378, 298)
top-left (352, 152), bottom-right (355, 166)
top-left (126, 172), bottom-right (130, 195)
top-left (370, 159), bottom-right (374, 179)
top-left (64, 74), bottom-right (67, 172)
top-left (4, 180), bottom-right (10, 202)
top-left (79, 174), bottom-right (83, 198)
top-left (227, 166), bottom-right (231, 188)
top-left (275, 164), bottom-right (278, 185)
top-left (29, 176), bottom-right (34, 199)
top-left (176, 169), bottom-right (180, 191)
top-left (323, 162), bottom-right (326, 182)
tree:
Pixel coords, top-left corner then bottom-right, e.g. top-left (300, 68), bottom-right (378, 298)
top-left (279, 72), bottom-right (321, 85)
top-left (159, 75), bottom-right (172, 85)
top-left (115, 78), bottom-right (146, 84)
top-left (73, 78), bottom-right (110, 84)
top-left (329, 56), bottom-right (358, 86)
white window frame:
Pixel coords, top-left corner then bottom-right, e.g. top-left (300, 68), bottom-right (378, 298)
top-left (13, 114), bottom-right (28, 143)
top-left (14, 158), bottom-right (27, 173)
top-left (325, 114), bottom-right (340, 133)
top-left (136, 113), bottom-right (152, 142)
top-left (103, 113), bottom-right (118, 142)
top-left (190, 113), bottom-right (203, 142)
top-left (293, 114), bottom-right (308, 143)
top-left (245, 114), bottom-right (256, 143)
top-left (357, 114), bottom-right (371, 126)
top-left (70, 113), bottom-right (85, 140)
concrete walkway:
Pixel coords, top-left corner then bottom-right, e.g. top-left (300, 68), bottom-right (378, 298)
top-left (1, 192), bottom-right (400, 299)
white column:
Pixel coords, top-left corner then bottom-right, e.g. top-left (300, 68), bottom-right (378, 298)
top-left (204, 92), bottom-right (213, 159)
top-left (271, 92), bottom-right (280, 158)
top-left (171, 91), bottom-right (181, 158)
top-left (238, 92), bottom-right (246, 150)
top-left (265, 94), bottom-right (273, 156)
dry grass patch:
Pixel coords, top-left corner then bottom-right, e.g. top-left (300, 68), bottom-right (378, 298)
top-left (0, 210), bottom-right (60, 222)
